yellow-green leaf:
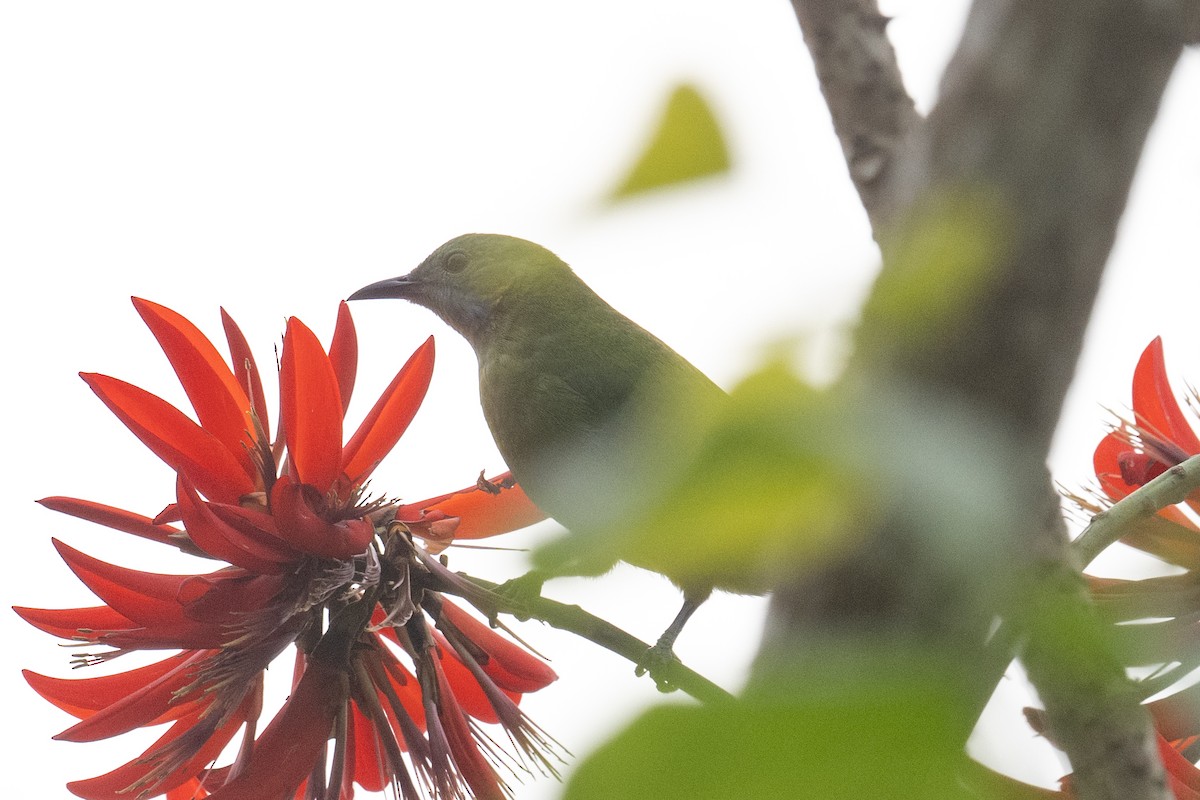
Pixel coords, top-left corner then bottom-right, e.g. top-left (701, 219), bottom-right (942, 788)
top-left (609, 83), bottom-right (731, 200)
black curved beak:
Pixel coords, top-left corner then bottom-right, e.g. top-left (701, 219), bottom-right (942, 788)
top-left (347, 275), bottom-right (416, 301)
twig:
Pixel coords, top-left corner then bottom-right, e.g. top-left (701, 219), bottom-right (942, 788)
top-left (788, 0), bottom-right (918, 234)
top-left (1072, 454), bottom-right (1200, 570)
top-left (447, 573), bottom-right (734, 706)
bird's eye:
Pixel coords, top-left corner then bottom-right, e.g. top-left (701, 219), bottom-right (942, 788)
top-left (444, 251), bottom-right (469, 274)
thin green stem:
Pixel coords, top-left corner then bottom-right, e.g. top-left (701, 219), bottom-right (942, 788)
top-left (1071, 453), bottom-right (1200, 568)
top-left (451, 573), bottom-right (735, 706)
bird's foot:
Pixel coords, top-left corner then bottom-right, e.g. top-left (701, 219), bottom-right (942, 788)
top-left (489, 570), bottom-right (547, 622)
top-left (633, 591), bottom-right (708, 692)
top-left (635, 638), bottom-right (683, 693)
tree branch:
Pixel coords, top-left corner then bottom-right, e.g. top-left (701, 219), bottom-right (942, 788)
top-left (888, 6), bottom-right (1184, 791)
top-left (776, 1), bottom-right (1190, 798)
top-left (882, 1), bottom-right (1185, 450)
top-left (788, 0), bottom-right (918, 234)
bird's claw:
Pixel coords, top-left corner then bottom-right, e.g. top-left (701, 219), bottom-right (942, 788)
top-left (635, 640), bottom-right (682, 693)
top-left (489, 570), bottom-right (546, 622)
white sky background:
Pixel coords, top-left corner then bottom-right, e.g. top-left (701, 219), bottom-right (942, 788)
top-left (2, 3), bottom-right (1198, 798)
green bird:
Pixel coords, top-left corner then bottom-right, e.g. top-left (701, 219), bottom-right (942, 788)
top-left (349, 233), bottom-right (740, 677)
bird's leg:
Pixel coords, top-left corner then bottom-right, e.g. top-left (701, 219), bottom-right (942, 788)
top-left (489, 569), bottom-right (548, 622)
top-left (636, 587), bottom-right (712, 692)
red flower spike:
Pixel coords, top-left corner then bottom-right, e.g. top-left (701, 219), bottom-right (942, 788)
top-left (133, 298), bottom-right (260, 484)
top-left (29, 301), bottom-right (563, 800)
top-left (1133, 338), bottom-right (1200, 455)
top-left (330, 300), bottom-right (358, 415)
top-left (439, 600), bottom-right (558, 693)
top-left (341, 336), bottom-right (435, 484)
top-left (82, 373), bottom-right (256, 505)
top-left (221, 308), bottom-right (270, 440)
top-left (203, 655), bottom-right (348, 800)
top-left (39, 496), bottom-right (184, 548)
top-left (279, 317), bottom-right (344, 492)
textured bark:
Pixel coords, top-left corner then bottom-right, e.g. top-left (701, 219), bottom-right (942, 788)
top-left (770, 1), bottom-right (1192, 798)
top-left (882, 1), bottom-right (1185, 453)
top-left (789, 0), bottom-right (918, 236)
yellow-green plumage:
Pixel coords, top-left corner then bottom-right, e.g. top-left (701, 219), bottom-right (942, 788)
top-left (350, 234), bottom-right (731, 657)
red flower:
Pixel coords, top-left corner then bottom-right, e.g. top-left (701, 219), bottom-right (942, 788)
top-left (17, 299), bottom-right (558, 800)
top-left (1061, 337), bottom-right (1200, 797)
top-left (1087, 338), bottom-right (1200, 577)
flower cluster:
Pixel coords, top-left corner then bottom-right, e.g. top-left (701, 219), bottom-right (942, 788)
top-left (18, 299), bottom-right (558, 800)
top-left (1081, 337), bottom-right (1200, 798)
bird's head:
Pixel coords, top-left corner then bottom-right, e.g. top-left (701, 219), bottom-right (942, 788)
top-left (348, 233), bottom-right (572, 345)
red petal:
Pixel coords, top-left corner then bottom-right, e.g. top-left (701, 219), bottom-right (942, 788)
top-left (14, 604), bottom-right (135, 641)
top-left (66, 683), bottom-right (257, 800)
top-left (167, 778), bottom-right (211, 800)
top-left (330, 301), bottom-right (358, 415)
top-left (280, 317), bottom-right (344, 492)
top-left (82, 372), bottom-right (256, 505)
top-left (1133, 338), bottom-right (1200, 454)
top-left (439, 600), bottom-right (557, 693)
top-left (53, 539), bottom-right (195, 630)
top-left (399, 473), bottom-right (546, 540)
top-left (177, 477), bottom-right (298, 573)
top-left (433, 661), bottom-right (505, 800)
top-left (1159, 733), bottom-right (1200, 798)
top-left (269, 476), bottom-right (374, 559)
top-left (222, 308), bottom-right (271, 441)
top-left (178, 570), bottom-right (288, 624)
top-left (342, 336), bottom-right (435, 485)
top-left (364, 634), bottom-right (427, 731)
top-left (348, 701), bottom-right (389, 792)
top-left (432, 632), bottom-right (517, 725)
top-left (1094, 431), bottom-right (1139, 500)
top-left (402, 510), bottom-right (461, 554)
top-left (50, 540), bottom-right (230, 649)
top-left (54, 649), bottom-right (214, 741)
top-left (1094, 432), bottom-right (1196, 528)
top-left (204, 655), bottom-right (347, 800)
top-left (133, 298), bottom-right (260, 483)
top-left (23, 651), bottom-right (195, 720)
top-left (39, 496), bottom-right (184, 547)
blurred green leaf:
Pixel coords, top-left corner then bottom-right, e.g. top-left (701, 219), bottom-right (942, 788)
top-left (609, 83), bottom-right (731, 200)
top-left (533, 342), bottom-right (1026, 607)
top-left (860, 187), bottom-right (1013, 357)
top-left (564, 648), bottom-right (977, 800)
top-left (533, 359), bottom-right (871, 592)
